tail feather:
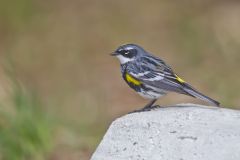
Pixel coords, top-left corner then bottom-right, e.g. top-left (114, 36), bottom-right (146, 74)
top-left (182, 83), bottom-right (220, 107)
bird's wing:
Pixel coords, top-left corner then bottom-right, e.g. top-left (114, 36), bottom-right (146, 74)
top-left (127, 55), bottom-right (188, 94)
top-left (126, 55), bottom-right (220, 106)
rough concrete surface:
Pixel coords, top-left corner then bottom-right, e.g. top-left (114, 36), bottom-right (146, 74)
top-left (91, 104), bottom-right (240, 160)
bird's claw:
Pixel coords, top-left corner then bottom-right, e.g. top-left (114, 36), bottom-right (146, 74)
top-left (128, 105), bottom-right (161, 114)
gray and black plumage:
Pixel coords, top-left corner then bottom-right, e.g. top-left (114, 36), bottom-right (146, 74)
top-left (111, 44), bottom-right (220, 111)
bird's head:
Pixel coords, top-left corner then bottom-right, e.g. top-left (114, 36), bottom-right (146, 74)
top-left (111, 44), bottom-right (146, 64)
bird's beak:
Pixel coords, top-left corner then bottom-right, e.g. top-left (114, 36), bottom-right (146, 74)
top-left (110, 52), bottom-right (119, 56)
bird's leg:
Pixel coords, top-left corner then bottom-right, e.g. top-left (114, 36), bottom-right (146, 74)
top-left (128, 99), bottom-right (160, 114)
top-left (142, 99), bottom-right (157, 110)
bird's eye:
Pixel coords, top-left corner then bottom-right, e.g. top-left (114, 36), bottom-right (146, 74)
top-left (120, 49), bottom-right (137, 58)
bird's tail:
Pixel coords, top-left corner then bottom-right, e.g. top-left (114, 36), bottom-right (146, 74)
top-left (182, 83), bottom-right (220, 107)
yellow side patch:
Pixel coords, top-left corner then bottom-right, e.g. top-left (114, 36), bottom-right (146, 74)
top-left (126, 73), bottom-right (141, 85)
top-left (175, 74), bottom-right (185, 83)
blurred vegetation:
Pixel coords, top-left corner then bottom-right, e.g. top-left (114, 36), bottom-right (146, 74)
top-left (0, 84), bottom-right (52, 160)
top-left (0, 0), bottom-right (240, 159)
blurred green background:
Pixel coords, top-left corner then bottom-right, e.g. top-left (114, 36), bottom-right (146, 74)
top-left (0, 0), bottom-right (240, 159)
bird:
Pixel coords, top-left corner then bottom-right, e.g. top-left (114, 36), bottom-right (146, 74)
top-left (111, 44), bottom-right (220, 112)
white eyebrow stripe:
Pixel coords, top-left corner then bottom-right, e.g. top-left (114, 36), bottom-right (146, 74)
top-left (125, 46), bottom-right (134, 50)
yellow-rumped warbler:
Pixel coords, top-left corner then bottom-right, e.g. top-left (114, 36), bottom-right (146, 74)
top-left (111, 44), bottom-right (220, 112)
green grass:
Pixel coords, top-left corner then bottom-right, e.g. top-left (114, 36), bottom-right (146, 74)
top-left (0, 85), bottom-right (53, 160)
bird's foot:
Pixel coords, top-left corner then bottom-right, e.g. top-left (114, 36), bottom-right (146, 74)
top-left (128, 105), bottom-right (161, 114)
